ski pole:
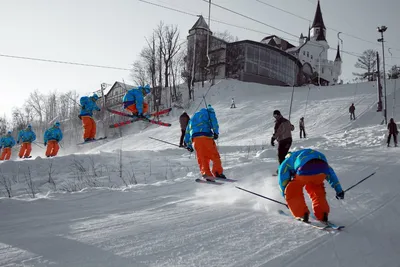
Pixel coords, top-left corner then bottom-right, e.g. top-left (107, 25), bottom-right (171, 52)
top-left (342, 171), bottom-right (376, 193)
top-left (148, 136), bottom-right (183, 148)
top-left (32, 142), bottom-right (44, 149)
top-left (235, 186), bottom-right (288, 208)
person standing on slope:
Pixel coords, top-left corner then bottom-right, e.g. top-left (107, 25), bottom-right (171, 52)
top-left (179, 111), bottom-right (190, 147)
top-left (230, 97), bottom-right (236, 108)
top-left (387, 118), bottom-right (398, 147)
top-left (0, 131), bottom-right (16, 160)
top-left (271, 110), bottom-right (294, 173)
top-left (17, 124), bottom-right (36, 158)
top-left (122, 85), bottom-right (151, 118)
top-left (44, 122), bottom-right (63, 157)
top-left (299, 117), bottom-right (306, 138)
top-left (184, 104), bottom-right (226, 182)
top-left (349, 103), bottom-right (356, 120)
top-left (79, 93), bottom-right (101, 142)
top-left (278, 148), bottom-right (345, 222)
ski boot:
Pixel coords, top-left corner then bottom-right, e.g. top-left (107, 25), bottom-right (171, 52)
top-left (215, 172), bottom-right (227, 179)
top-left (296, 212), bottom-right (309, 223)
top-left (202, 174), bottom-right (216, 182)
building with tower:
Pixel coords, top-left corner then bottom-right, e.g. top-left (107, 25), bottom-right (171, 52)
top-left (186, 0), bottom-right (342, 86)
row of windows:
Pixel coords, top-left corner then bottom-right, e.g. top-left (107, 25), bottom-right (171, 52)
top-left (302, 50), bottom-right (313, 59)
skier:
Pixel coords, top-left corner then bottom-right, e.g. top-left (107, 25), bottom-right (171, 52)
top-left (271, 110), bottom-right (294, 174)
top-left (0, 131), bottom-right (16, 160)
top-left (387, 118), bottom-right (398, 147)
top-left (184, 104), bottom-right (226, 181)
top-left (44, 122), bottom-right (63, 157)
top-left (278, 148), bottom-right (345, 222)
top-left (122, 85), bottom-right (151, 118)
top-left (230, 98), bottom-right (236, 108)
top-left (79, 93), bottom-right (101, 142)
top-left (179, 111), bottom-right (190, 147)
top-left (17, 124), bottom-right (36, 158)
top-left (349, 103), bottom-right (356, 120)
top-left (299, 117), bottom-right (306, 138)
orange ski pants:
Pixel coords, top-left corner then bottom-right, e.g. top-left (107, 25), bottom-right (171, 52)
top-left (45, 140), bottom-right (59, 157)
top-left (285, 173), bottom-right (330, 221)
top-left (19, 142), bottom-right (32, 158)
top-left (193, 136), bottom-right (223, 177)
top-left (82, 116), bottom-right (96, 139)
top-left (0, 147), bottom-right (12, 160)
top-left (126, 103), bottom-right (148, 114)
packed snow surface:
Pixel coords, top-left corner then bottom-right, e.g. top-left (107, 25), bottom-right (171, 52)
top-left (1, 79), bottom-right (400, 267)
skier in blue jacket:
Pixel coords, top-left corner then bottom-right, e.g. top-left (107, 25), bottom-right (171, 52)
top-left (122, 85), bottom-right (151, 118)
top-left (0, 131), bottom-right (16, 160)
top-left (184, 104), bottom-right (226, 182)
top-left (79, 93), bottom-right (101, 142)
top-left (278, 148), bottom-right (344, 222)
top-left (44, 122), bottom-right (63, 157)
top-left (17, 124), bottom-right (36, 158)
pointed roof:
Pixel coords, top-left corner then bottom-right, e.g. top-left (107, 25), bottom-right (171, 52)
top-left (300, 33), bottom-right (304, 38)
top-left (190, 15), bottom-right (212, 32)
top-left (335, 43), bottom-right (342, 61)
top-left (311, 0), bottom-right (326, 30)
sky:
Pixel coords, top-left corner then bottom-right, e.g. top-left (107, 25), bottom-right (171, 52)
top-left (1, 0), bottom-right (399, 119)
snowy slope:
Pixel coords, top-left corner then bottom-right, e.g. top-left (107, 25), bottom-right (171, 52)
top-left (0, 79), bottom-right (400, 267)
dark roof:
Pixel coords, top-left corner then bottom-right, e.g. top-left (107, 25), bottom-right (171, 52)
top-left (311, 0), bottom-right (326, 30)
top-left (189, 15), bottom-right (212, 34)
top-left (228, 40), bottom-right (303, 68)
top-left (260, 35), bottom-right (296, 50)
top-left (335, 43), bottom-right (342, 61)
top-left (105, 81), bottom-right (134, 97)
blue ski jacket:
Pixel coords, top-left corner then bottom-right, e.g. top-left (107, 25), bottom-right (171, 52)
top-left (79, 96), bottom-right (100, 117)
top-left (44, 126), bottom-right (63, 144)
top-left (17, 128), bottom-right (36, 143)
top-left (278, 149), bottom-right (343, 196)
top-left (122, 87), bottom-right (147, 113)
top-left (0, 135), bottom-right (16, 149)
top-left (184, 105), bottom-right (219, 149)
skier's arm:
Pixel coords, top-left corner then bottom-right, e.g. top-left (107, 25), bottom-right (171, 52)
top-left (326, 166), bottom-right (343, 193)
top-left (17, 131), bottom-right (21, 143)
top-left (31, 132), bottom-right (36, 142)
top-left (136, 93), bottom-right (144, 114)
top-left (209, 112), bottom-right (219, 135)
top-left (278, 157), bottom-right (295, 196)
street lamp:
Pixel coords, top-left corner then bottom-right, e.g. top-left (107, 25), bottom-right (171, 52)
top-left (377, 25), bottom-right (388, 125)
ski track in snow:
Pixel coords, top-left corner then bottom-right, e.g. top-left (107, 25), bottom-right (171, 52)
top-left (0, 79), bottom-right (400, 266)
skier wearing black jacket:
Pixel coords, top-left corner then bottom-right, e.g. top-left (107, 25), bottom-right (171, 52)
top-left (387, 118), bottom-right (398, 147)
top-left (271, 110), bottom-right (294, 168)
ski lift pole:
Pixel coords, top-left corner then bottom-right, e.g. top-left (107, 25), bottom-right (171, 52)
top-left (235, 186), bottom-right (288, 208)
top-left (288, 86), bottom-right (295, 121)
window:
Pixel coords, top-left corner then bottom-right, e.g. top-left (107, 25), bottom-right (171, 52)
top-left (322, 67), bottom-right (324, 74)
top-left (307, 52), bottom-right (309, 57)
top-left (303, 51), bottom-right (305, 56)
top-left (311, 55), bottom-right (313, 59)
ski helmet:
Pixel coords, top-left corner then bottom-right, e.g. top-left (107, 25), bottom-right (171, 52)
top-left (273, 110), bottom-right (281, 116)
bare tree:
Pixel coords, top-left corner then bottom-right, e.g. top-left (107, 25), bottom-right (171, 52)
top-left (388, 65), bottom-right (400, 79)
top-left (156, 22), bottom-right (181, 88)
top-left (214, 30), bottom-right (238, 43)
top-left (353, 49), bottom-right (378, 81)
top-left (131, 60), bottom-right (148, 86)
top-left (27, 89), bottom-right (46, 128)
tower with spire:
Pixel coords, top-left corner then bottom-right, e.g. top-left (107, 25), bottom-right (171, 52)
top-left (287, 0), bottom-right (342, 85)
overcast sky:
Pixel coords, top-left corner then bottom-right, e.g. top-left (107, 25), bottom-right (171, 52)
top-left (1, 0), bottom-right (399, 118)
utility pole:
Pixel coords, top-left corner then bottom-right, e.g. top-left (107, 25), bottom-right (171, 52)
top-left (100, 83), bottom-right (108, 137)
top-left (377, 25), bottom-right (388, 125)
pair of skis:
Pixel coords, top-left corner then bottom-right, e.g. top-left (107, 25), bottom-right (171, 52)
top-left (107, 108), bottom-right (172, 128)
top-left (195, 176), bottom-right (238, 185)
top-left (278, 209), bottom-right (344, 231)
top-left (77, 136), bottom-right (108, 145)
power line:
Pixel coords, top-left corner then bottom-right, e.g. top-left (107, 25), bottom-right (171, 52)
top-left (138, 0), bottom-right (274, 36)
top-left (0, 53), bottom-right (130, 71)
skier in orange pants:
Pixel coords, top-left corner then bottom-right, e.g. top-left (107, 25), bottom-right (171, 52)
top-left (0, 131), bottom-right (16, 160)
top-left (17, 124), bottom-right (36, 158)
top-left (184, 104), bottom-right (226, 182)
top-left (278, 149), bottom-right (345, 222)
top-left (79, 94), bottom-right (101, 142)
top-left (44, 122), bottom-right (63, 157)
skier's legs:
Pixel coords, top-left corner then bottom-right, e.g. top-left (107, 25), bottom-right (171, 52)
top-left (4, 148), bottom-right (11, 160)
top-left (126, 104), bottom-right (138, 114)
top-left (304, 173), bottom-right (330, 221)
top-left (278, 139), bottom-right (292, 164)
top-left (285, 179), bottom-right (309, 218)
top-left (395, 134), bottom-right (398, 145)
top-left (193, 137), bottom-right (212, 177)
top-left (45, 142), bottom-right (54, 157)
top-left (208, 139), bottom-right (223, 176)
top-left (179, 129), bottom-right (185, 146)
top-left (82, 116), bottom-right (93, 140)
top-left (24, 143), bottom-right (32, 157)
top-left (143, 103), bottom-right (149, 114)
top-left (89, 117), bottom-right (96, 139)
top-left (50, 141), bottom-right (59, 156)
top-left (387, 134), bottom-right (392, 145)
top-left (19, 143), bottom-right (27, 158)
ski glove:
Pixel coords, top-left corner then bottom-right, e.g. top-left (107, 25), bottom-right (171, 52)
top-left (44, 142), bottom-right (47, 146)
top-left (187, 147), bottom-right (194, 153)
top-left (336, 191), bottom-right (345, 200)
top-left (17, 141), bottom-right (19, 144)
top-left (213, 133), bottom-right (219, 140)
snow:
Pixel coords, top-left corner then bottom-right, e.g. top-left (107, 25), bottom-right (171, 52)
top-left (1, 78), bottom-right (400, 266)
